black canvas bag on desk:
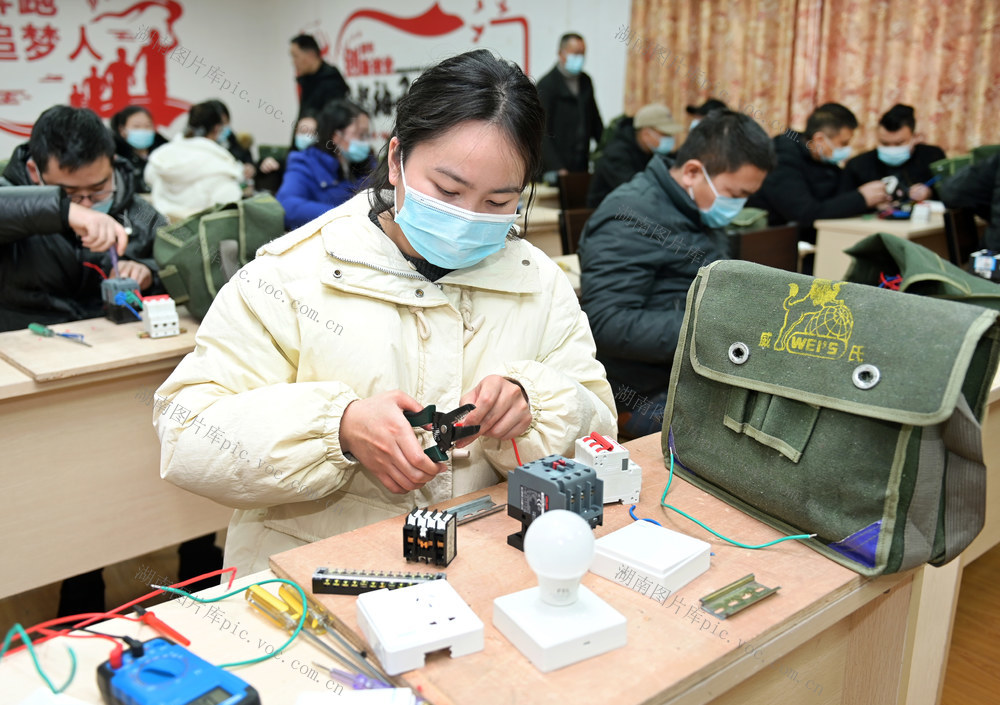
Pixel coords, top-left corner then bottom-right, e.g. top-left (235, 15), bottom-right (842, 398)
top-left (662, 259), bottom-right (1000, 576)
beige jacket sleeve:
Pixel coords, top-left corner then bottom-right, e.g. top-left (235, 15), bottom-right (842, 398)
top-left (480, 264), bottom-right (618, 469)
top-left (154, 265), bottom-right (361, 510)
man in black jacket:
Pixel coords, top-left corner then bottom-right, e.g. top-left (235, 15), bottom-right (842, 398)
top-left (536, 33), bottom-right (603, 179)
top-left (587, 103), bottom-right (683, 208)
top-left (0, 105), bottom-right (165, 332)
top-left (845, 104), bottom-right (945, 202)
top-left (291, 34), bottom-right (349, 122)
top-left (939, 153), bottom-right (1000, 251)
top-left (579, 110), bottom-right (776, 437)
top-left (747, 104), bottom-right (890, 242)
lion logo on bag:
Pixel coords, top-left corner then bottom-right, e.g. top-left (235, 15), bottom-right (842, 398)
top-left (772, 279), bottom-right (853, 359)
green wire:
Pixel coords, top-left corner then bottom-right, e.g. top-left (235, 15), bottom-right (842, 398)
top-left (1, 623), bottom-right (77, 693)
top-left (155, 578), bottom-right (309, 669)
top-left (660, 448), bottom-right (816, 549)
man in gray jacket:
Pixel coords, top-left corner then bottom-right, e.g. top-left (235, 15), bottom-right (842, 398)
top-left (579, 109), bottom-right (776, 437)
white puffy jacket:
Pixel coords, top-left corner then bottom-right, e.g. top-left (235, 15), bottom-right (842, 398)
top-left (154, 192), bottom-right (617, 574)
top-left (144, 134), bottom-right (243, 221)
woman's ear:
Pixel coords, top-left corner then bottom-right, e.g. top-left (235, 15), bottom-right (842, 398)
top-left (387, 136), bottom-right (401, 187)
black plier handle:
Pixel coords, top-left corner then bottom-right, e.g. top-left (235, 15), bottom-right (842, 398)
top-left (403, 404), bottom-right (480, 462)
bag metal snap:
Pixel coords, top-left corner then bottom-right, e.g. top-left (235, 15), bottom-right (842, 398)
top-left (852, 364), bottom-right (880, 389)
top-left (728, 342), bottom-right (749, 365)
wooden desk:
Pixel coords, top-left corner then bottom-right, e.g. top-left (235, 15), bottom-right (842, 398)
top-left (0, 314), bottom-right (232, 599)
top-left (519, 204), bottom-right (561, 259)
top-left (813, 213), bottom-right (948, 280)
top-left (269, 434), bottom-right (912, 705)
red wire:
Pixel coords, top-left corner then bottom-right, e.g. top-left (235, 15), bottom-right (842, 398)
top-left (7, 567), bottom-right (237, 655)
top-left (511, 439), bottom-right (522, 466)
top-left (82, 262), bottom-right (108, 279)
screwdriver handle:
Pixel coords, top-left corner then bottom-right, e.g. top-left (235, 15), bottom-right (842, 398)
top-left (28, 323), bottom-right (53, 337)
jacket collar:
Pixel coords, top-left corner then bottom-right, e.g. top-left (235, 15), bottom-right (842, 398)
top-left (646, 155), bottom-right (704, 228)
top-left (318, 192), bottom-right (542, 297)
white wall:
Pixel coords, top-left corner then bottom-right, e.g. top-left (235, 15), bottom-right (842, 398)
top-left (0, 0), bottom-right (629, 159)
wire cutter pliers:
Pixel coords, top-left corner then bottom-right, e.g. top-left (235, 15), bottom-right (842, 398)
top-left (403, 404), bottom-right (480, 462)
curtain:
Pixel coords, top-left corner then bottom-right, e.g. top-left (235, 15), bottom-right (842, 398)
top-left (624, 0), bottom-right (1000, 156)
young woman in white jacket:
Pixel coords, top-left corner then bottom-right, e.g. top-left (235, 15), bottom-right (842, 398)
top-left (154, 49), bottom-right (618, 574)
top-left (144, 100), bottom-right (243, 222)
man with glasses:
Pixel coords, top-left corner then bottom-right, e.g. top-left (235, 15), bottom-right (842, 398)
top-left (0, 105), bottom-right (165, 332)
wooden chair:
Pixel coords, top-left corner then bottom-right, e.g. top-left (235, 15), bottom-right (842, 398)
top-left (727, 223), bottom-right (800, 272)
top-left (559, 207), bottom-right (594, 255)
top-left (557, 171), bottom-right (592, 210)
top-left (943, 207), bottom-right (982, 266)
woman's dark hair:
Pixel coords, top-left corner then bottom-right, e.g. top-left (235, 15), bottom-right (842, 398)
top-left (204, 99), bottom-right (231, 121)
top-left (184, 100), bottom-right (227, 138)
top-left (880, 104), bottom-right (916, 132)
top-left (675, 109), bottom-right (777, 176)
top-left (29, 105), bottom-right (115, 172)
top-left (368, 49), bottom-right (544, 216)
top-left (318, 99), bottom-right (367, 156)
top-left (110, 106), bottom-right (153, 136)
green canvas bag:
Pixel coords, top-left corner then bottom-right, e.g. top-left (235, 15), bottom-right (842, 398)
top-left (843, 232), bottom-right (1000, 311)
top-left (662, 259), bottom-right (1000, 576)
top-left (153, 194), bottom-right (284, 320)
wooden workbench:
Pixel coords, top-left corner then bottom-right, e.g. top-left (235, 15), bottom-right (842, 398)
top-left (0, 314), bottom-right (232, 599)
top-left (270, 434), bottom-right (912, 705)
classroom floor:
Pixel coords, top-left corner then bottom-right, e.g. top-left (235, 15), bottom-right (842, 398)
top-left (2, 541), bottom-right (999, 702)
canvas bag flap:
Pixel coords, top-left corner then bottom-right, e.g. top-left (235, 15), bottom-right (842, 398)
top-left (687, 260), bottom-right (998, 430)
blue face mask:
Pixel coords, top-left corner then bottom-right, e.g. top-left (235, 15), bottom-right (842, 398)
top-left (654, 135), bottom-right (675, 155)
top-left (294, 133), bottom-right (317, 151)
top-left (877, 144), bottom-right (911, 166)
top-left (394, 161), bottom-right (518, 269)
top-left (89, 195), bottom-right (114, 214)
top-left (126, 129), bottom-right (155, 150)
top-left (345, 140), bottom-right (371, 163)
top-left (564, 53), bottom-right (585, 75)
top-left (216, 125), bottom-right (232, 144)
top-left (820, 134), bottom-right (851, 164)
top-left (689, 119), bottom-right (701, 131)
top-left (692, 164), bottom-right (746, 228)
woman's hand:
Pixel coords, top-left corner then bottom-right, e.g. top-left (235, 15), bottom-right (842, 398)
top-left (260, 157), bottom-right (280, 174)
top-left (339, 390), bottom-right (446, 494)
top-left (454, 375), bottom-right (532, 448)
top-left (117, 260), bottom-right (153, 290)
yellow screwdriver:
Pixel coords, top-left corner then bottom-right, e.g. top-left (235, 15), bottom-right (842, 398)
top-left (244, 585), bottom-right (388, 686)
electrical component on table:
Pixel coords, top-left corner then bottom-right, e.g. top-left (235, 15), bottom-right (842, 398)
top-left (506, 455), bottom-right (603, 552)
top-left (100, 277), bottom-right (141, 324)
top-left (141, 294), bottom-right (180, 338)
top-left (313, 567), bottom-right (447, 595)
top-left (574, 432), bottom-right (642, 504)
top-left (403, 508), bottom-right (457, 566)
top-left (96, 636), bottom-right (259, 705)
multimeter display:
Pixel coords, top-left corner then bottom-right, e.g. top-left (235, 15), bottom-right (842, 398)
top-left (97, 638), bottom-right (259, 705)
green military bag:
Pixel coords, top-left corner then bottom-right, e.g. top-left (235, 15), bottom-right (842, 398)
top-left (153, 194), bottom-right (285, 320)
top-left (843, 232), bottom-right (1000, 311)
top-left (662, 259), bottom-right (1000, 576)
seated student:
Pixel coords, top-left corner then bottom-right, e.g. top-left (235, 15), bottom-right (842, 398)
top-left (747, 103), bottom-right (890, 242)
top-left (845, 104), bottom-right (945, 202)
top-left (205, 99), bottom-right (256, 185)
top-left (578, 110), bottom-right (776, 437)
top-left (145, 101), bottom-right (244, 222)
top-left (255, 112), bottom-right (319, 194)
top-left (276, 99), bottom-right (376, 230)
top-left (109, 106), bottom-right (168, 193)
top-left (685, 97), bottom-right (728, 132)
top-left (0, 105), bottom-right (164, 332)
top-left (153, 49), bottom-right (617, 575)
top-left (587, 103), bottom-right (683, 208)
top-left (939, 153), bottom-right (1000, 251)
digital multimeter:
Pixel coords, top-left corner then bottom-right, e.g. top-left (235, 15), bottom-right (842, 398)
top-left (96, 637), bottom-right (260, 705)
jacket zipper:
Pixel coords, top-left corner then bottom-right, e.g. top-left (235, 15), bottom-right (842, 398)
top-left (328, 251), bottom-right (427, 280)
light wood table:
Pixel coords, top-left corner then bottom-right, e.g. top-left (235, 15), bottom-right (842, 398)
top-left (0, 313), bottom-right (232, 599)
top-left (270, 434), bottom-right (914, 705)
top-left (813, 213), bottom-right (948, 280)
top-left (519, 204), bottom-right (561, 259)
